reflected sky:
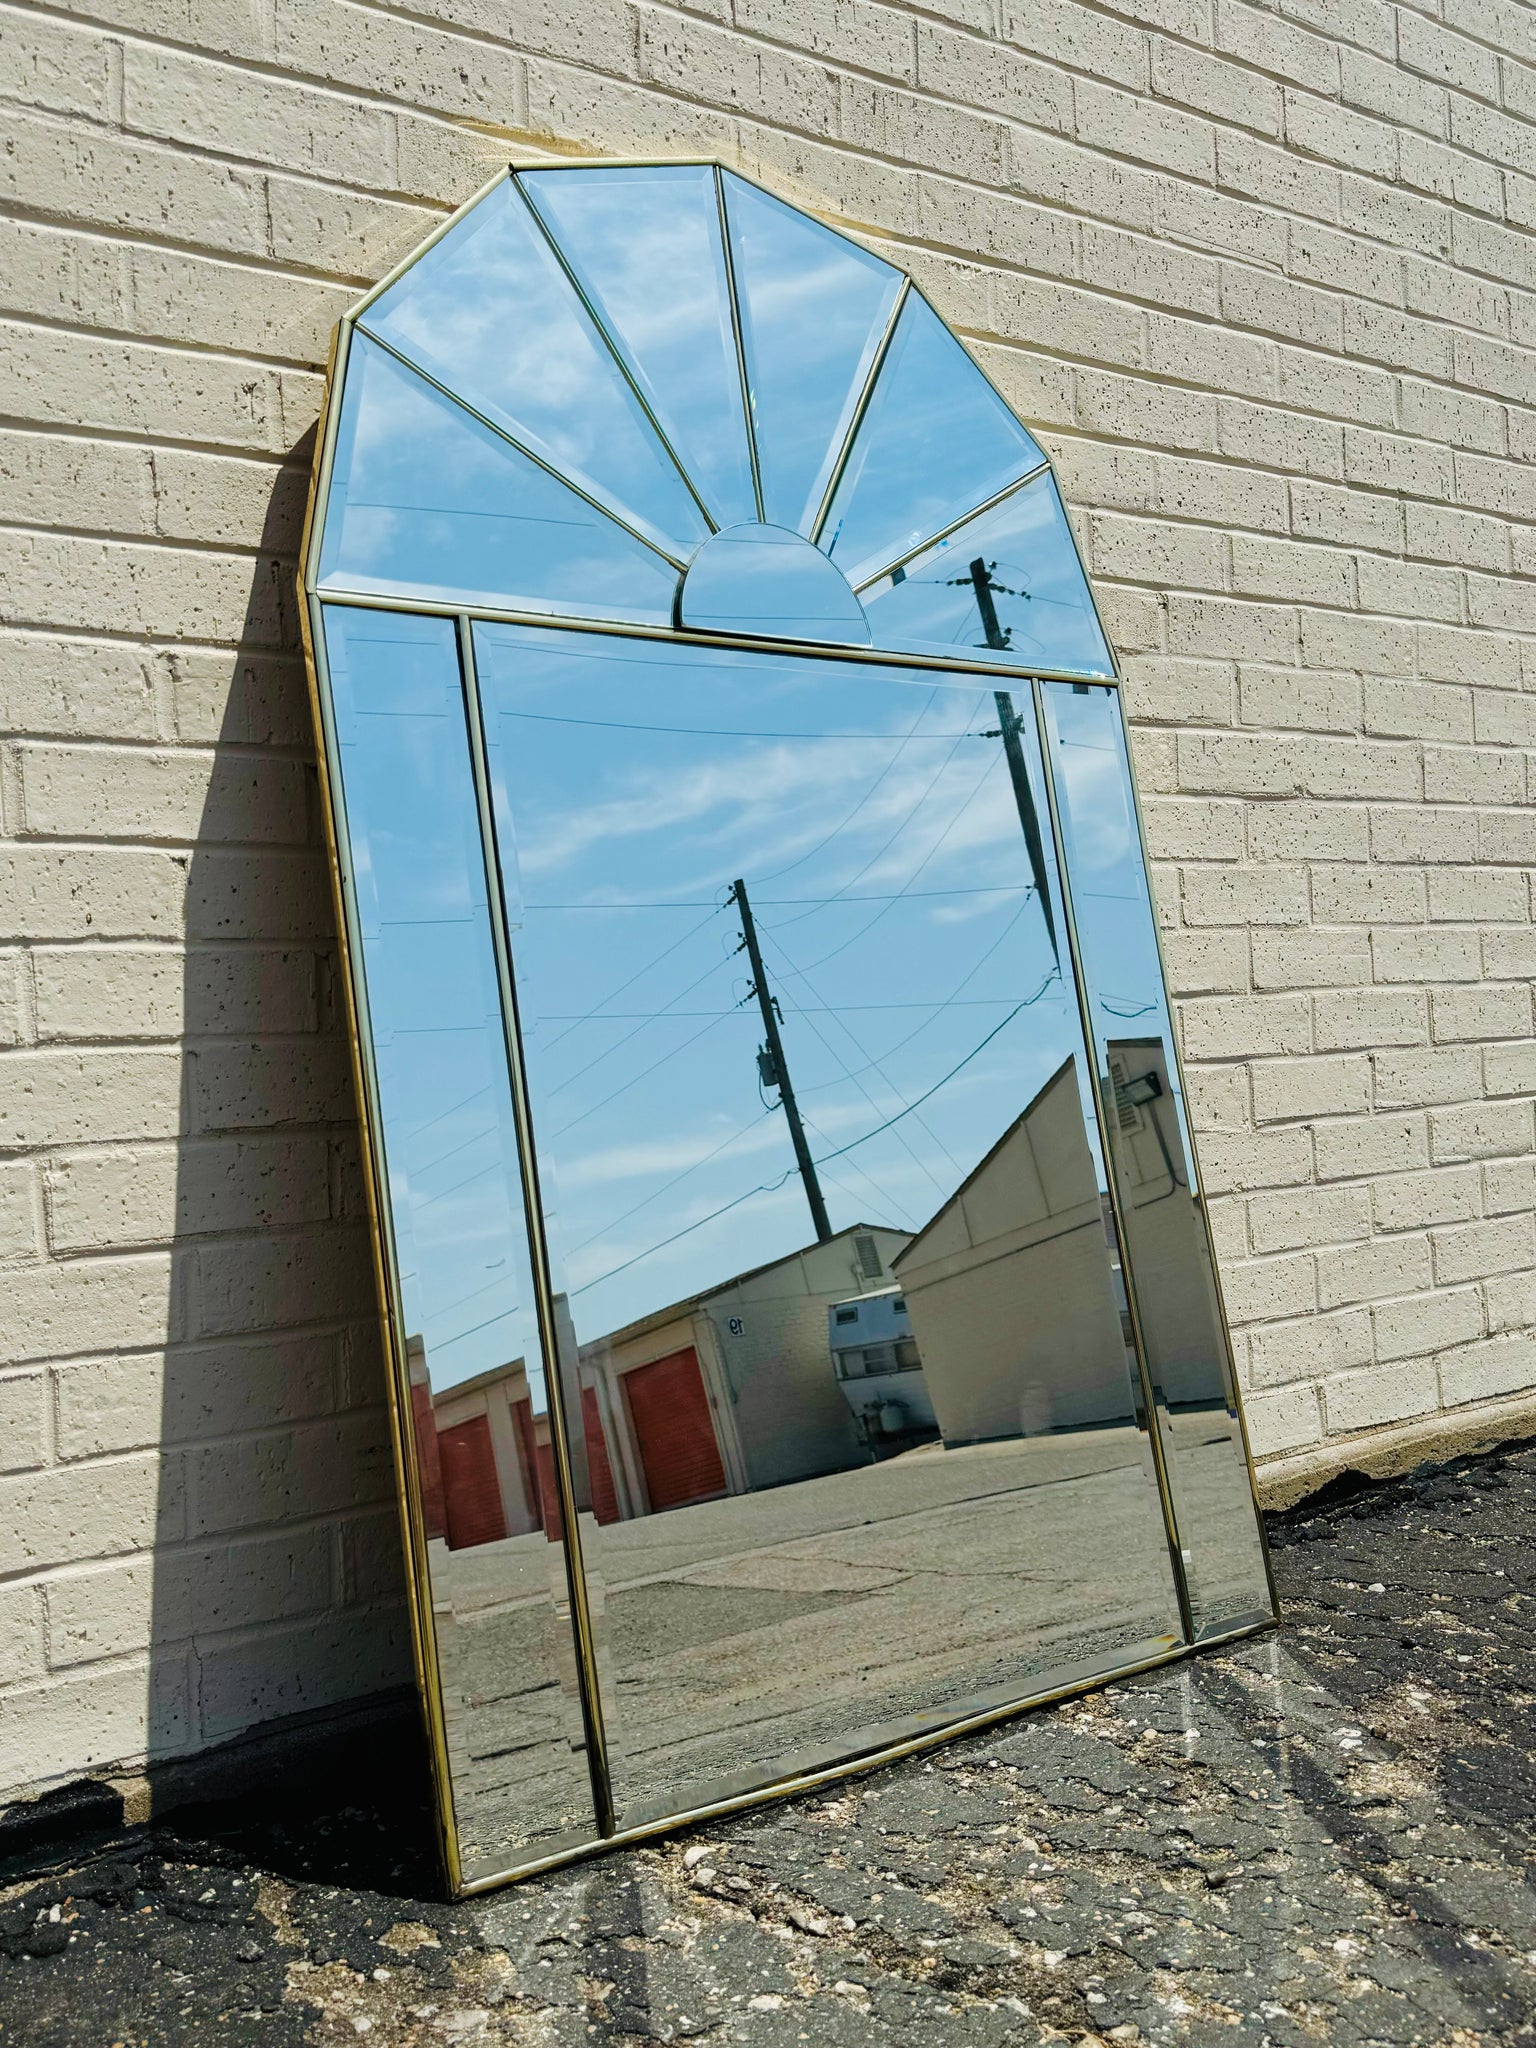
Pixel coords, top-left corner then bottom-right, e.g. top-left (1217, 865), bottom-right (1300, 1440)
top-left (1039, 684), bottom-right (1191, 1159)
top-left (523, 165), bottom-right (758, 531)
top-left (860, 472), bottom-right (1113, 677)
top-left (472, 627), bottom-right (1117, 1344)
top-left (325, 606), bottom-right (548, 1400)
top-left (361, 177), bottom-right (707, 561)
top-left (821, 293), bottom-right (1046, 587)
top-left (318, 336), bottom-right (677, 625)
top-left (721, 171), bottom-right (903, 536)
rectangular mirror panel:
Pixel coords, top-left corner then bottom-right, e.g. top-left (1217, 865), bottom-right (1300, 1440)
top-left (472, 624), bottom-right (1189, 1829)
top-left (320, 605), bottom-right (600, 1869)
top-left (1038, 682), bottom-right (1274, 1637)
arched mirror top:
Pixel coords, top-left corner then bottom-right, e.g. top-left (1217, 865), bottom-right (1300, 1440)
top-left (308, 162), bottom-right (1115, 679)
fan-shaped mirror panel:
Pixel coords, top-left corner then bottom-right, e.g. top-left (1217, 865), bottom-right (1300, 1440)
top-left (678, 523), bottom-right (871, 644)
top-left (522, 165), bottom-right (758, 531)
top-left (860, 472), bottom-right (1113, 676)
top-left (317, 336), bottom-right (678, 624)
top-left (822, 292), bottom-right (1047, 588)
top-left (722, 170), bottom-right (903, 537)
top-left (360, 178), bottom-right (708, 561)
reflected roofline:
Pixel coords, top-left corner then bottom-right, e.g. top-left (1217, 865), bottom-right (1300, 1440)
top-left (577, 1219), bottom-right (912, 1356)
top-left (891, 1054), bottom-right (1077, 1269)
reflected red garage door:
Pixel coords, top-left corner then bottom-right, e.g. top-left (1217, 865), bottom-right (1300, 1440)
top-left (438, 1415), bottom-right (507, 1550)
top-left (623, 1347), bottom-right (727, 1512)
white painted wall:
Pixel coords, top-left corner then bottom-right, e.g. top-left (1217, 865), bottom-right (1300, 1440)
top-left (3, 0), bottom-right (1536, 1803)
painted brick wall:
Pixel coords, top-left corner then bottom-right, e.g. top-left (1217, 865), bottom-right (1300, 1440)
top-left (2, 0), bottom-right (1535, 1801)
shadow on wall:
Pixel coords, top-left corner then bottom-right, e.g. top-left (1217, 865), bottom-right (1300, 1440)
top-left (145, 433), bottom-right (411, 1792)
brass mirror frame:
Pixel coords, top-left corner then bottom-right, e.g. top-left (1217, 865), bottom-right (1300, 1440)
top-left (297, 159), bottom-right (1278, 1898)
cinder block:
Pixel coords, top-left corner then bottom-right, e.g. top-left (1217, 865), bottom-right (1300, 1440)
top-left (1251, 1052), bottom-right (1371, 1124)
top-left (0, 1159), bottom-right (42, 1260)
top-left (1432, 1212), bottom-right (1536, 1286)
top-left (0, 1252), bottom-right (180, 1367)
top-left (189, 1411), bottom-right (395, 1540)
top-left (0, 1658), bottom-right (192, 1793)
top-left (1243, 1381), bottom-right (1323, 1456)
top-left (1179, 994), bottom-right (1311, 1060)
top-left (339, 1509), bottom-right (407, 1608)
top-left (195, 1610), bottom-right (408, 1748)
top-left (1313, 989), bottom-right (1426, 1050)
top-left (1371, 1046), bottom-right (1482, 1110)
top-left (1248, 1185), bottom-right (1370, 1255)
top-left (45, 1134), bottom-right (331, 1253)
top-left (1439, 1332), bottom-right (1536, 1408)
top-left (1318, 1228), bottom-right (1441, 1310)
top-left (1182, 865), bottom-right (1310, 928)
top-left (1431, 1099), bottom-right (1536, 1163)
top-left (1427, 866), bottom-right (1527, 924)
top-left (55, 1332), bottom-right (339, 1461)
top-left (1237, 666), bottom-right (1361, 736)
top-left (1361, 678), bottom-right (1472, 745)
top-left (0, 1370), bottom-right (49, 1474)
top-left (1371, 928), bottom-right (1481, 985)
top-left (1315, 1113), bottom-right (1429, 1182)
top-left (0, 1048), bottom-right (185, 1150)
top-left (0, 1452), bottom-right (179, 1577)
top-left (1311, 865), bottom-right (1426, 924)
top-left (14, 744), bottom-right (310, 847)
top-left (1482, 929), bottom-right (1536, 982)
top-left (1374, 1284), bottom-right (1483, 1362)
top-left (1484, 1042), bottom-right (1536, 1098)
top-left (33, 945), bottom-right (319, 1044)
top-left (1373, 1166), bottom-right (1481, 1233)
top-left (1323, 1357), bottom-right (1439, 1435)
top-left (1219, 1250), bottom-right (1318, 1327)
top-left (1246, 1305), bottom-right (1372, 1387)
top-left (1482, 1156), bottom-right (1536, 1218)
top-left (1196, 1125), bottom-right (1313, 1197)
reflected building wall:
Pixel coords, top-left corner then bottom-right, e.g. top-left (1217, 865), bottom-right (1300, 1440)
top-left (579, 1225), bottom-right (911, 1513)
top-left (1106, 1039), bottom-right (1229, 1414)
top-left (431, 1359), bottom-right (544, 1549)
top-left (894, 1061), bottom-right (1132, 1443)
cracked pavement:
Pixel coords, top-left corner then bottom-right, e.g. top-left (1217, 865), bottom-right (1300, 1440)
top-left (2, 1442), bottom-right (1534, 2046)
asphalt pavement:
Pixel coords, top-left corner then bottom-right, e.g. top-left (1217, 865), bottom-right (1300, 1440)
top-left (2, 1442), bottom-right (1534, 2047)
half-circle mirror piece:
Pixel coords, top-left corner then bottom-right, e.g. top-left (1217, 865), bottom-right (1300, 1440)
top-left (316, 335), bottom-right (678, 624)
top-left (860, 472), bottom-right (1114, 675)
top-left (360, 177), bottom-right (708, 562)
top-left (522, 165), bottom-right (759, 531)
top-left (678, 523), bottom-right (872, 644)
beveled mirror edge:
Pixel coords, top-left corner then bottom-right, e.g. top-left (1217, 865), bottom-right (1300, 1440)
top-left (295, 158), bottom-right (1279, 1901)
top-left (455, 1611), bottom-right (1276, 1892)
top-left (296, 372), bottom-right (466, 1900)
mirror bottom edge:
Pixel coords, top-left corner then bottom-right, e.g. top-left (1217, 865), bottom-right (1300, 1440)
top-left (453, 1612), bottom-right (1276, 1895)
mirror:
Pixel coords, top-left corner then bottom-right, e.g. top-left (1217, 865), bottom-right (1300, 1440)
top-left (305, 160), bottom-right (1274, 1894)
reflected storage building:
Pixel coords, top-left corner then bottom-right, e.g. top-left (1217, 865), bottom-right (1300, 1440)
top-left (5, 0), bottom-right (1536, 1870)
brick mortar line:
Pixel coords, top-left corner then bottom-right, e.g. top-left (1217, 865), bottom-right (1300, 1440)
top-left (11, 20), bottom-right (1536, 307)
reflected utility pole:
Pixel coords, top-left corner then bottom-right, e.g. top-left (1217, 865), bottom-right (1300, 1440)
top-left (962, 555), bottom-right (1059, 963)
top-left (731, 878), bottom-right (832, 1244)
